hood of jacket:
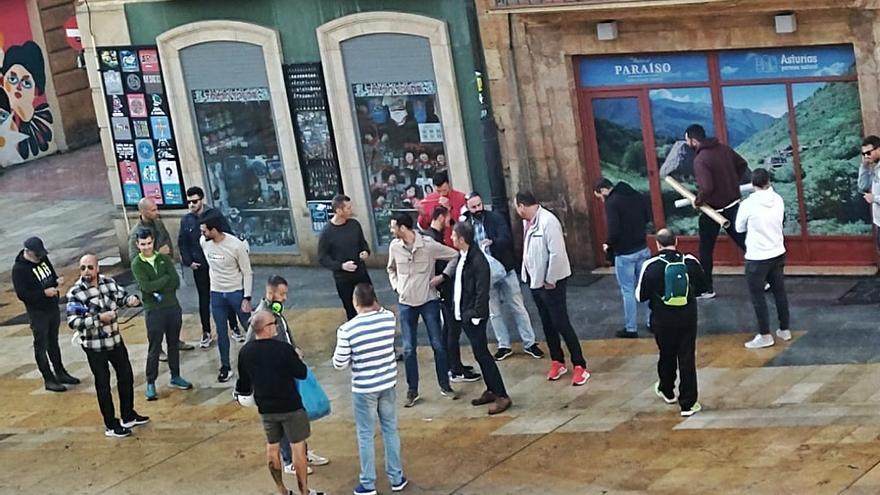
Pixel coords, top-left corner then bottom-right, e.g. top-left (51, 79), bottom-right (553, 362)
top-left (750, 186), bottom-right (782, 208)
top-left (14, 249), bottom-right (38, 269)
top-left (696, 137), bottom-right (721, 154)
top-left (610, 181), bottom-right (641, 198)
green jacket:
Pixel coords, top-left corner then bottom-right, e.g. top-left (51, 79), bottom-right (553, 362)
top-left (129, 217), bottom-right (173, 262)
top-left (131, 252), bottom-right (180, 310)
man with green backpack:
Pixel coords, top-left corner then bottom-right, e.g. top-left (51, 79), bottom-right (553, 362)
top-left (635, 229), bottom-right (708, 417)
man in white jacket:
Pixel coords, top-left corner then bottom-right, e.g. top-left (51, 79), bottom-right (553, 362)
top-left (515, 191), bottom-right (590, 386)
top-left (734, 168), bottom-right (791, 349)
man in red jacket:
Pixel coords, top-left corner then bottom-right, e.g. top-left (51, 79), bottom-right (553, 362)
top-left (685, 124), bottom-right (748, 299)
top-left (417, 171), bottom-right (466, 246)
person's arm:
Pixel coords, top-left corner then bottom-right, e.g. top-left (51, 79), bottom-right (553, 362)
top-left (605, 200), bottom-right (622, 250)
top-left (635, 258), bottom-right (653, 303)
top-left (236, 241), bottom-right (253, 298)
top-left (544, 220), bottom-right (569, 285)
top-left (234, 348), bottom-right (252, 396)
top-left (465, 255), bottom-right (490, 322)
top-left (733, 149), bottom-right (748, 181)
top-left (131, 258), bottom-right (170, 294)
top-left (332, 326), bottom-right (352, 370)
top-left (288, 346), bottom-right (308, 380)
top-left (111, 278), bottom-right (131, 307)
top-left (489, 212), bottom-right (513, 252)
top-left (693, 158), bottom-right (713, 206)
top-left (128, 230), bottom-right (139, 262)
top-left (317, 227), bottom-right (343, 271)
top-left (685, 254), bottom-right (710, 296)
top-left (156, 220), bottom-right (174, 255)
top-left (178, 217), bottom-right (194, 267)
top-left (429, 237), bottom-right (459, 261)
top-left (66, 286), bottom-right (101, 333)
top-left (734, 198), bottom-right (749, 234)
top-left (165, 254), bottom-right (180, 291)
top-left (357, 221), bottom-right (371, 256)
top-left (12, 265), bottom-right (48, 305)
top-left (386, 248), bottom-right (398, 292)
top-left (417, 196), bottom-right (435, 230)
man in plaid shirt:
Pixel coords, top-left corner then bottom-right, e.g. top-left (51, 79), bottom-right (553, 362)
top-left (66, 254), bottom-right (150, 438)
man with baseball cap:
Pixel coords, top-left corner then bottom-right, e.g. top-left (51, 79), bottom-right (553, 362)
top-left (12, 237), bottom-right (80, 392)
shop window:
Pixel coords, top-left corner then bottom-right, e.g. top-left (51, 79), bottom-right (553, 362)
top-left (181, 41), bottom-right (296, 250)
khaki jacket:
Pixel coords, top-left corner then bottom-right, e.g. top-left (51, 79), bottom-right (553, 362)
top-left (387, 233), bottom-right (458, 307)
top-left (521, 207), bottom-right (572, 289)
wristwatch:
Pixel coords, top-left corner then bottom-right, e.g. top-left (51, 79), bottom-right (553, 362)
top-left (243, 296), bottom-right (252, 301)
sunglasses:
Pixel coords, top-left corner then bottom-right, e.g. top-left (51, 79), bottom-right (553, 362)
top-left (79, 265), bottom-right (95, 271)
top-left (863, 148), bottom-right (876, 157)
top-left (187, 198), bottom-right (202, 205)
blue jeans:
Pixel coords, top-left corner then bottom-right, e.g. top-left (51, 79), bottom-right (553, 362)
top-left (489, 270), bottom-right (536, 348)
top-left (352, 387), bottom-right (404, 489)
top-left (399, 300), bottom-right (450, 393)
top-left (614, 248), bottom-right (652, 332)
top-left (210, 290), bottom-right (251, 368)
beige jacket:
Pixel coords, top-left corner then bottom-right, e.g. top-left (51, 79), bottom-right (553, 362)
top-left (387, 234), bottom-right (458, 307)
top-left (521, 206), bottom-right (572, 289)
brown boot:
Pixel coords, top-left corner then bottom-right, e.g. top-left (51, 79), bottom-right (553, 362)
top-left (488, 396), bottom-right (512, 415)
top-left (470, 390), bottom-right (496, 406)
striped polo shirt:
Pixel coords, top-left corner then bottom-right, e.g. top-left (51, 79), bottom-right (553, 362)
top-left (332, 308), bottom-right (398, 394)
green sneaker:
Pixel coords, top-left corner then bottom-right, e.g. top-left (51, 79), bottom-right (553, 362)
top-left (169, 376), bottom-right (193, 390)
top-left (680, 402), bottom-right (702, 417)
top-left (654, 382), bottom-right (676, 404)
top-left (145, 382), bottom-right (157, 401)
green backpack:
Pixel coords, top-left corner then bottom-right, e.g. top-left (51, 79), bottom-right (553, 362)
top-left (660, 257), bottom-right (689, 307)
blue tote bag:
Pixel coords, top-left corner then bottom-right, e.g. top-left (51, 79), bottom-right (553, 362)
top-left (296, 366), bottom-right (331, 421)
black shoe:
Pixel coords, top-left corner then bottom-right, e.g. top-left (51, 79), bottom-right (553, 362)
top-left (463, 365), bottom-right (476, 373)
top-left (104, 425), bottom-right (132, 438)
top-left (44, 379), bottom-right (67, 392)
top-left (523, 344), bottom-right (545, 359)
top-left (615, 329), bottom-right (638, 339)
top-left (395, 352), bottom-right (404, 362)
top-left (403, 390), bottom-right (420, 408)
top-left (121, 413), bottom-right (151, 428)
top-left (56, 371), bottom-right (81, 385)
top-left (218, 366), bottom-right (233, 383)
top-left (493, 348), bottom-right (513, 361)
top-left (450, 369), bottom-right (482, 383)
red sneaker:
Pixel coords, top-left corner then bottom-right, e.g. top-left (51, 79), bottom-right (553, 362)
top-left (546, 361), bottom-right (567, 381)
top-left (572, 366), bottom-right (591, 386)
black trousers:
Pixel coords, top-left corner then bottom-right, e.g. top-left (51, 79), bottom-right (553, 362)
top-left (145, 306), bottom-right (182, 382)
top-left (334, 271), bottom-right (372, 321)
top-left (530, 278), bottom-right (586, 367)
top-left (745, 255), bottom-right (790, 335)
top-left (440, 297), bottom-right (465, 374)
top-left (462, 319), bottom-right (507, 398)
top-left (85, 345), bottom-right (135, 429)
top-left (698, 205), bottom-right (747, 291)
top-left (28, 308), bottom-right (66, 381)
top-left (193, 266), bottom-right (240, 334)
top-left (653, 318), bottom-right (698, 410)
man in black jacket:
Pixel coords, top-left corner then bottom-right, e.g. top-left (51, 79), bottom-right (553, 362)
top-left (317, 194), bottom-right (372, 320)
top-left (12, 237), bottom-right (80, 392)
top-left (441, 222), bottom-right (512, 415)
top-left (594, 178), bottom-right (652, 338)
top-left (462, 192), bottom-right (543, 360)
top-left (179, 186), bottom-right (240, 348)
top-left (635, 229), bottom-right (708, 417)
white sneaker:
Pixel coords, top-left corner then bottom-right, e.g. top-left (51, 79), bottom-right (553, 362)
top-left (776, 329), bottom-right (792, 341)
top-left (696, 291), bottom-right (716, 300)
top-left (307, 449), bottom-right (330, 466)
top-left (283, 463), bottom-right (313, 475)
top-left (744, 334), bottom-right (774, 349)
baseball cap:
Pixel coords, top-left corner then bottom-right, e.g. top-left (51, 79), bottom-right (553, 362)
top-left (24, 237), bottom-right (48, 258)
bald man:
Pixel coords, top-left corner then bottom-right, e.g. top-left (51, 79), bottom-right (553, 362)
top-left (66, 254), bottom-right (150, 437)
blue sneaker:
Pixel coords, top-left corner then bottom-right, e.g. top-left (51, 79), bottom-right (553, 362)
top-left (353, 484), bottom-right (377, 495)
top-left (169, 376), bottom-right (193, 390)
top-left (392, 477), bottom-right (409, 492)
top-left (145, 382), bottom-right (157, 401)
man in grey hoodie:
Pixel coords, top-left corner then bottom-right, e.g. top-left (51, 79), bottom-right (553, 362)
top-left (859, 135), bottom-right (880, 249)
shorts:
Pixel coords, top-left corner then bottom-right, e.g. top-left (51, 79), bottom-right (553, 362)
top-left (261, 409), bottom-right (310, 444)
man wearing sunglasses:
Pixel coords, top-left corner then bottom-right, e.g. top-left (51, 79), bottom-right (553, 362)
top-left (66, 254), bottom-right (150, 438)
top-left (859, 135), bottom-right (880, 248)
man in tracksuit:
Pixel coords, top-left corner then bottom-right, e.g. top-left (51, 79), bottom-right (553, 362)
top-left (636, 228), bottom-right (708, 417)
top-left (12, 236), bottom-right (80, 392)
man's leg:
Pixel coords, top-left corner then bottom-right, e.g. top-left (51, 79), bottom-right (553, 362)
top-left (463, 319), bottom-right (508, 398)
top-left (266, 442), bottom-right (289, 495)
top-left (335, 276), bottom-right (358, 321)
top-left (653, 321), bottom-right (678, 399)
top-left (45, 310), bottom-right (69, 376)
top-left (229, 289), bottom-right (251, 331)
top-left (85, 349), bottom-right (118, 429)
top-left (210, 291), bottom-right (231, 369)
top-left (532, 288), bottom-right (564, 363)
top-left (614, 252), bottom-right (639, 333)
top-left (377, 387), bottom-right (405, 486)
top-left (28, 310), bottom-right (56, 383)
top-left (542, 279), bottom-right (586, 367)
top-left (193, 267), bottom-right (212, 335)
top-left (488, 282), bottom-right (512, 350)
top-left (422, 301), bottom-right (451, 391)
top-left (166, 306), bottom-right (183, 378)
top-left (279, 433), bottom-right (293, 467)
top-left (635, 249), bottom-right (652, 327)
top-left (352, 391), bottom-right (378, 490)
top-left (440, 299), bottom-right (464, 375)
top-left (768, 256), bottom-right (791, 330)
top-left (144, 309), bottom-right (163, 384)
top-left (698, 212), bottom-right (722, 292)
top-left (501, 270), bottom-right (537, 347)
top-left (676, 320), bottom-right (699, 410)
top-left (398, 304), bottom-right (420, 394)
top-left (290, 440), bottom-right (310, 495)
top-left (110, 344), bottom-right (136, 422)
top-left (744, 260), bottom-right (771, 335)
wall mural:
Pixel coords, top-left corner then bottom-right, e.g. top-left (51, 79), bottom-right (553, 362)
top-left (0, 2), bottom-right (55, 167)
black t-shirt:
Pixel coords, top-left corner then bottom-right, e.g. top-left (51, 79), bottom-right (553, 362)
top-left (236, 339), bottom-right (307, 414)
top-left (317, 219), bottom-right (370, 279)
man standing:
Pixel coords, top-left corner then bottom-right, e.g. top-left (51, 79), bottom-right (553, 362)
top-left (387, 212), bottom-right (459, 407)
top-left (462, 192), bottom-right (543, 359)
top-left (333, 283), bottom-right (408, 495)
top-left (859, 135), bottom-right (880, 248)
top-left (515, 191), bottom-right (590, 386)
top-left (417, 171), bottom-right (466, 246)
top-left (444, 222), bottom-right (512, 415)
top-left (66, 254), bottom-right (150, 437)
top-left (318, 194), bottom-right (372, 321)
top-left (425, 207), bottom-right (480, 383)
top-left (684, 124), bottom-right (748, 298)
top-left (128, 197), bottom-right (195, 351)
top-left (131, 229), bottom-right (193, 400)
top-left (593, 178), bottom-right (652, 338)
top-left (178, 186), bottom-right (241, 348)
top-left (636, 229), bottom-right (708, 417)
top-left (735, 168), bottom-right (792, 349)
top-left (12, 236), bottom-right (80, 392)
top-left (235, 311), bottom-right (323, 495)
top-left (200, 214), bottom-right (253, 383)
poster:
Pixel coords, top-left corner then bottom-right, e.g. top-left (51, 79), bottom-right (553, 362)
top-left (98, 45), bottom-right (184, 207)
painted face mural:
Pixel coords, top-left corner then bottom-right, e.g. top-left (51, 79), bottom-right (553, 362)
top-left (4, 63), bottom-right (36, 120)
top-left (0, 41), bottom-right (54, 160)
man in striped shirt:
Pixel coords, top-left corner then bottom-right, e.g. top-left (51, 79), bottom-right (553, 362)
top-left (333, 283), bottom-right (408, 495)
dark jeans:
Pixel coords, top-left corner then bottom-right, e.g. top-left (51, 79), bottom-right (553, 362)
top-left (193, 267), bottom-right (240, 334)
top-left (653, 319), bottom-right (698, 410)
top-left (745, 254), bottom-right (790, 334)
top-left (335, 272), bottom-right (373, 321)
top-left (399, 300), bottom-right (450, 392)
top-left (27, 308), bottom-right (66, 381)
top-left (85, 344), bottom-right (135, 429)
top-left (440, 298), bottom-right (465, 374)
top-left (210, 290), bottom-right (251, 368)
top-left (144, 305), bottom-right (182, 382)
top-left (530, 278), bottom-right (586, 367)
top-left (462, 319), bottom-right (507, 398)
top-left (698, 205), bottom-right (747, 291)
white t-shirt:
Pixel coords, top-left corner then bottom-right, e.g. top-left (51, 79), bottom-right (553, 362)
top-left (200, 235), bottom-right (253, 296)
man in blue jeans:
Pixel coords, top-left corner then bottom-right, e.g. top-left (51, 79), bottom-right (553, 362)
top-left (594, 178), bottom-right (652, 338)
top-left (386, 213), bottom-right (459, 407)
top-left (333, 283), bottom-right (408, 495)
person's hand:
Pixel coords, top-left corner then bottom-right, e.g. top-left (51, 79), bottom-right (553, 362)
top-left (359, 251), bottom-right (369, 260)
top-left (159, 245), bottom-right (171, 255)
top-left (294, 347), bottom-right (304, 359)
top-left (864, 192), bottom-right (874, 204)
top-left (438, 196), bottom-right (451, 208)
top-left (602, 243), bottom-right (609, 253)
top-left (342, 260), bottom-right (357, 272)
top-left (543, 281), bottom-right (556, 290)
top-left (191, 262), bottom-right (201, 269)
top-left (126, 295), bottom-right (140, 307)
top-left (43, 287), bottom-right (59, 298)
top-left (99, 310), bottom-right (116, 324)
top-left (481, 239), bottom-right (493, 248)
top-left (56, 276), bottom-right (65, 286)
top-left (430, 275), bottom-right (444, 288)
top-left (241, 299), bottom-right (252, 314)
